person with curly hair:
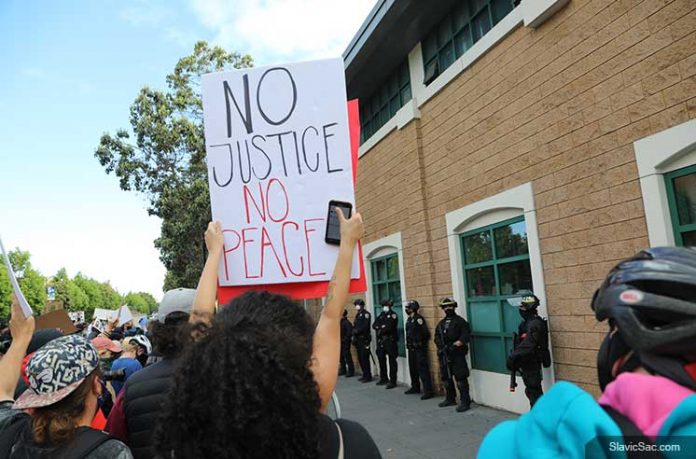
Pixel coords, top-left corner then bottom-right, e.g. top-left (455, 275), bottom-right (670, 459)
top-left (155, 208), bottom-right (381, 458)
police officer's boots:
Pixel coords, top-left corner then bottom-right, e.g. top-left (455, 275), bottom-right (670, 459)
top-left (455, 380), bottom-right (471, 413)
top-left (438, 382), bottom-right (457, 407)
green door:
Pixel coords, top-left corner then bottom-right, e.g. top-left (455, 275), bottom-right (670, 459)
top-left (371, 254), bottom-right (406, 357)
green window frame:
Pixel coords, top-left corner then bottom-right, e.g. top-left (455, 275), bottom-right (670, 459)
top-left (460, 216), bottom-right (532, 374)
top-left (422, 0), bottom-right (516, 85)
top-left (370, 253), bottom-right (406, 357)
top-left (665, 164), bottom-right (696, 246)
top-left (359, 60), bottom-right (412, 145)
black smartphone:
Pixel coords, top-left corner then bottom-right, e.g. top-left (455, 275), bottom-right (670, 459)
top-left (325, 200), bottom-right (353, 245)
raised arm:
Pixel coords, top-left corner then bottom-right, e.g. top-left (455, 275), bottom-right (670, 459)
top-left (0, 296), bottom-right (35, 401)
top-left (312, 208), bottom-right (364, 412)
top-left (191, 221), bottom-right (224, 325)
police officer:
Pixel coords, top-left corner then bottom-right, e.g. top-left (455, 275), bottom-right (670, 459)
top-left (404, 300), bottom-right (434, 400)
top-left (435, 298), bottom-right (472, 412)
top-left (339, 309), bottom-right (355, 377)
top-left (372, 299), bottom-right (399, 389)
top-left (507, 291), bottom-right (549, 408)
top-left (352, 299), bottom-right (373, 382)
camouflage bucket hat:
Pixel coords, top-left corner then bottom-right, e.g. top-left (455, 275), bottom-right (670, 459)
top-left (13, 334), bottom-right (99, 410)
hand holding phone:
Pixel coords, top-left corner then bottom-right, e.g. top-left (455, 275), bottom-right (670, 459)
top-left (325, 200), bottom-right (353, 245)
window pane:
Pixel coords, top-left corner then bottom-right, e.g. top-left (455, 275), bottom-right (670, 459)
top-left (492, 0), bottom-right (513, 24)
top-left (498, 261), bottom-right (532, 296)
top-left (399, 62), bottom-right (410, 87)
top-left (472, 8), bottom-right (492, 42)
top-left (494, 220), bottom-right (529, 259)
top-left (388, 282), bottom-right (402, 304)
top-left (423, 34), bottom-right (438, 64)
top-left (389, 96), bottom-right (400, 117)
top-left (502, 300), bottom-right (522, 333)
top-left (466, 266), bottom-right (496, 297)
top-left (683, 231), bottom-right (696, 246)
top-left (380, 105), bottom-right (390, 126)
top-left (377, 284), bottom-right (388, 303)
top-left (388, 74), bottom-right (398, 96)
top-left (471, 0), bottom-right (488, 14)
top-left (375, 259), bottom-right (387, 281)
top-left (673, 173), bottom-right (696, 226)
top-left (400, 84), bottom-right (412, 105)
top-left (469, 301), bottom-right (501, 333)
top-left (454, 27), bottom-right (473, 58)
top-left (439, 42), bottom-right (455, 73)
top-left (437, 20), bottom-right (451, 47)
top-left (464, 230), bottom-right (492, 264)
top-left (386, 256), bottom-right (399, 280)
top-left (454, 3), bottom-right (470, 32)
top-left (472, 336), bottom-right (505, 373)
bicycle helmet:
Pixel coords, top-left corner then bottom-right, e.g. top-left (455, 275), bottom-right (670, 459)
top-left (403, 300), bottom-right (420, 312)
top-left (592, 247), bottom-right (696, 390)
top-left (130, 334), bottom-right (152, 355)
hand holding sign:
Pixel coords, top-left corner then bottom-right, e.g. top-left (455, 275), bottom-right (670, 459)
top-left (10, 294), bottom-right (35, 344)
top-left (205, 221), bottom-right (224, 255)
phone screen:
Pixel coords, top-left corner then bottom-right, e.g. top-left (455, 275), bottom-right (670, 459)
top-left (325, 201), bottom-right (352, 245)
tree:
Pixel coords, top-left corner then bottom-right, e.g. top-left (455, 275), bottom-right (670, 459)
top-left (99, 282), bottom-right (123, 309)
top-left (124, 291), bottom-right (158, 314)
top-left (0, 264), bottom-right (11, 319)
top-left (95, 41), bottom-right (253, 291)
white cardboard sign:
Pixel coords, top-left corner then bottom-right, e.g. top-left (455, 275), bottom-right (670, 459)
top-left (0, 236), bottom-right (33, 318)
top-left (202, 58), bottom-right (359, 286)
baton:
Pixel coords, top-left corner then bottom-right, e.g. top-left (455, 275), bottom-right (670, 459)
top-left (368, 348), bottom-right (377, 366)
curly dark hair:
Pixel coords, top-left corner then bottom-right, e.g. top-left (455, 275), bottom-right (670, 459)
top-left (155, 292), bottom-right (321, 458)
top-left (147, 311), bottom-right (191, 359)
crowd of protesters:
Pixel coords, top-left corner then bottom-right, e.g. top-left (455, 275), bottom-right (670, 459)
top-left (0, 206), bottom-right (694, 458)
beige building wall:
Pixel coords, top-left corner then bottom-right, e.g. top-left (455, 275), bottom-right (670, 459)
top-left (354, 0), bottom-right (696, 397)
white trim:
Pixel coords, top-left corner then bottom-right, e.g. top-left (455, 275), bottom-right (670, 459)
top-left (444, 182), bottom-right (554, 414)
top-left (634, 119), bottom-right (696, 247)
top-left (521, 0), bottom-right (571, 28)
top-left (363, 232), bottom-right (410, 384)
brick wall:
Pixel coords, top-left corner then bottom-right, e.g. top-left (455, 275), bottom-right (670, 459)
top-left (355, 0), bottom-right (696, 396)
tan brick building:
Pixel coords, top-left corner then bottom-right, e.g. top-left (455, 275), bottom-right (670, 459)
top-left (323, 0), bottom-right (696, 414)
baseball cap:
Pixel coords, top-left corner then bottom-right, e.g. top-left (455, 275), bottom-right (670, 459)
top-left (92, 336), bottom-right (122, 353)
top-left (155, 288), bottom-right (196, 322)
top-left (14, 335), bottom-right (99, 409)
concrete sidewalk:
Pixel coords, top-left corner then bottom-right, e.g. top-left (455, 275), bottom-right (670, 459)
top-left (334, 378), bottom-right (517, 459)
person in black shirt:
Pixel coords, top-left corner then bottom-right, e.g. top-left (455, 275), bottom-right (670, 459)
top-left (339, 309), bottom-right (355, 377)
top-left (507, 291), bottom-right (549, 408)
top-left (352, 299), bottom-right (373, 382)
top-left (404, 300), bottom-right (434, 399)
top-left (434, 298), bottom-right (472, 413)
top-left (372, 299), bottom-right (399, 389)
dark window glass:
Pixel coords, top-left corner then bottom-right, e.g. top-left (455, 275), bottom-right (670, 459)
top-left (494, 221), bottom-right (529, 259)
top-left (498, 261), bottom-right (533, 296)
top-left (683, 231), bottom-right (696, 246)
top-left (359, 60), bottom-right (411, 144)
top-left (439, 42), bottom-right (455, 72)
top-left (472, 8), bottom-right (492, 42)
top-left (492, 0), bottom-right (513, 24)
top-left (466, 266), bottom-right (496, 297)
top-left (674, 173), bottom-right (696, 226)
top-left (454, 27), bottom-right (473, 58)
top-left (464, 230), bottom-right (492, 264)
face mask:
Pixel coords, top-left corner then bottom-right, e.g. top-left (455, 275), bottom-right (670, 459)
top-left (519, 308), bottom-right (536, 320)
top-left (382, 306), bottom-right (389, 313)
top-left (355, 305), bottom-right (362, 311)
top-left (445, 308), bottom-right (455, 316)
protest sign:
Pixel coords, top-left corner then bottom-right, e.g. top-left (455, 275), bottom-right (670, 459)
top-left (35, 309), bottom-right (78, 334)
top-left (202, 58), bottom-right (361, 292)
top-left (0, 236), bottom-right (33, 318)
top-left (117, 304), bottom-right (134, 325)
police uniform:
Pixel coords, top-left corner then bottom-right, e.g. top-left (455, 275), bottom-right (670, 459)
top-left (352, 306), bottom-right (373, 382)
top-left (339, 313), bottom-right (355, 377)
top-left (508, 311), bottom-right (547, 407)
top-left (405, 309), bottom-right (434, 397)
top-left (373, 306), bottom-right (399, 388)
top-left (435, 300), bottom-right (472, 412)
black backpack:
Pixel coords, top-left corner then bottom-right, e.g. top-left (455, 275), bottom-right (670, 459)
top-left (533, 317), bottom-right (552, 368)
top-left (602, 406), bottom-right (664, 459)
top-left (0, 413), bottom-right (113, 459)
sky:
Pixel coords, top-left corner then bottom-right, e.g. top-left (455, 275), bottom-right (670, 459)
top-left (0, 0), bottom-right (376, 301)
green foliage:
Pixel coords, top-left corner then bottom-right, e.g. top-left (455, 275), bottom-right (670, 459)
top-left (95, 41), bottom-right (253, 290)
top-left (0, 264), bottom-right (11, 319)
top-left (2, 249), bottom-right (47, 315)
top-left (124, 291), bottom-right (158, 314)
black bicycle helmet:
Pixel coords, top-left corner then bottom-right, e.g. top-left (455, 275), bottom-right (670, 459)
top-left (404, 300), bottom-right (420, 312)
top-left (592, 246), bottom-right (696, 356)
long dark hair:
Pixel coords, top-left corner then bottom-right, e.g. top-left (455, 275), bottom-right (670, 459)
top-left (155, 292), bottom-right (321, 458)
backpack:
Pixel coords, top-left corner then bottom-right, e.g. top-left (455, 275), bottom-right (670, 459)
top-left (0, 414), bottom-right (113, 459)
top-left (535, 317), bottom-right (552, 368)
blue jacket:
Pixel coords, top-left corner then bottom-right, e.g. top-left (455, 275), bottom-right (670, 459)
top-left (478, 381), bottom-right (696, 459)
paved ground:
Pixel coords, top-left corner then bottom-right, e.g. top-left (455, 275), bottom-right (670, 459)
top-left (333, 378), bottom-right (517, 459)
